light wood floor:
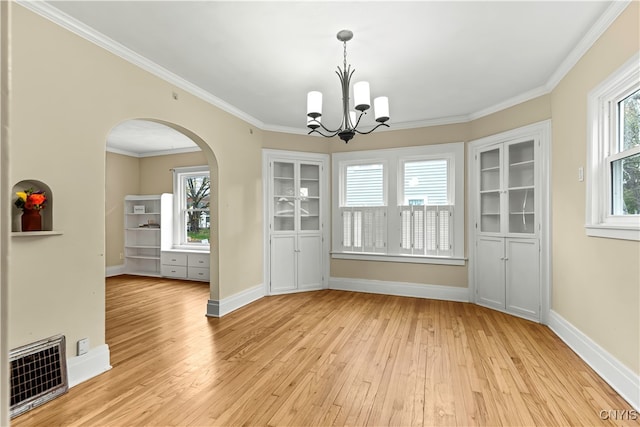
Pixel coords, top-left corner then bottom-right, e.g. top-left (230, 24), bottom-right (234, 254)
top-left (12, 276), bottom-right (638, 426)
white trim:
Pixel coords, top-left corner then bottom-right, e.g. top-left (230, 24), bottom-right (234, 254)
top-left (331, 252), bottom-right (466, 266)
top-left (329, 277), bottom-right (469, 303)
top-left (66, 344), bottom-right (112, 388)
top-left (545, 1), bottom-right (632, 92)
top-left (17, 1), bottom-right (632, 135)
top-left (206, 284), bottom-right (264, 318)
top-left (586, 52), bottom-right (640, 241)
top-left (106, 145), bottom-right (203, 158)
top-left (105, 265), bottom-right (125, 277)
top-left (548, 311), bottom-right (640, 411)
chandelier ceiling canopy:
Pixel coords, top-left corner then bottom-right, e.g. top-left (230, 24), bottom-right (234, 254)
top-left (306, 30), bottom-right (390, 144)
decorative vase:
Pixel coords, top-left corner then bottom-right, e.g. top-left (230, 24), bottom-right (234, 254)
top-left (21, 209), bottom-right (42, 232)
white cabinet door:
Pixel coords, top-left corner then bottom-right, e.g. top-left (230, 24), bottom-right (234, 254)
top-left (270, 235), bottom-right (297, 292)
top-left (297, 235), bottom-right (323, 290)
top-left (506, 238), bottom-right (540, 321)
top-left (476, 236), bottom-right (505, 311)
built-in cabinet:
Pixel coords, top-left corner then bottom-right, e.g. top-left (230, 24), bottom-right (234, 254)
top-left (471, 122), bottom-right (550, 323)
top-left (264, 150), bottom-right (329, 294)
top-left (161, 251), bottom-right (210, 282)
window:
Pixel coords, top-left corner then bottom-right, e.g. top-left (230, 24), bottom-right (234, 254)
top-left (332, 143), bottom-right (464, 265)
top-left (587, 53), bottom-right (640, 241)
top-left (173, 166), bottom-right (211, 248)
top-left (339, 161), bottom-right (387, 252)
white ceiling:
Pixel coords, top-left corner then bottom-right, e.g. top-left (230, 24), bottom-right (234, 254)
top-left (35, 1), bottom-right (620, 155)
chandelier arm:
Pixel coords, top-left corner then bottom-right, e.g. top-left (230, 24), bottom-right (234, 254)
top-left (307, 117), bottom-right (343, 135)
top-left (307, 126), bottom-right (342, 138)
top-left (353, 122), bottom-right (391, 136)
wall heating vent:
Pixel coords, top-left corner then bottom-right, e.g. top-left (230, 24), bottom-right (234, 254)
top-left (10, 334), bottom-right (68, 418)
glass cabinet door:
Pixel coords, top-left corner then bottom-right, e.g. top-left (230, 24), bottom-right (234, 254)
top-left (272, 160), bottom-right (322, 232)
top-left (506, 140), bottom-right (535, 234)
top-left (299, 163), bottom-right (320, 231)
top-left (479, 147), bottom-right (502, 233)
top-left (273, 161), bottom-right (295, 231)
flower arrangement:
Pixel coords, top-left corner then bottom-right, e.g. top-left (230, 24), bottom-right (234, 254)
top-left (15, 188), bottom-right (47, 211)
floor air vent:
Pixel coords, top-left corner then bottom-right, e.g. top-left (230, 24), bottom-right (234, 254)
top-left (10, 334), bottom-right (68, 418)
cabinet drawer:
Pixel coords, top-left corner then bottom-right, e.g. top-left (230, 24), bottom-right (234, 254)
top-left (188, 253), bottom-right (210, 268)
top-left (187, 267), bottom-right (209, 281)
top-left (161, 265), bottom-right (187, 278)
top-left (161, 252), bottom-right (187, 266)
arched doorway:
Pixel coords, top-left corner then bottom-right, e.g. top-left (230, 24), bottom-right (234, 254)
top-left (105, 118), bottom-right (219, 299)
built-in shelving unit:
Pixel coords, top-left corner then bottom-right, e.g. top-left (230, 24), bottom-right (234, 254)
top-left (473, 132), bottom-right (543, 323)
top-left (265, 150), bottom-right (328, 295)
top-left (124, 195), bottom-right (162, 276)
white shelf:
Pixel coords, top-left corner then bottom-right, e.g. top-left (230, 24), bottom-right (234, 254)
top-left (509, 160), bottom-right (534, 168)
top-left (126, 255), bottom-right (161, 260)
top-left (124, 195), bottom-right (163, 277)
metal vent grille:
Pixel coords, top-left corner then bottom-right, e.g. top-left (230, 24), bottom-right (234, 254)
top-left (10, 335), bottom-right (68, 418)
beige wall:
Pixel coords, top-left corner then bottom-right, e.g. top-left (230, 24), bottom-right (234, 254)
top-left (105, 152), bottom-right (139, 267)
top-left (550, 2), bottom-right (639, 373)
top-left (139, 150), bottom-right (208, 194)
top-left (8, 4), bottom-right (262, 358)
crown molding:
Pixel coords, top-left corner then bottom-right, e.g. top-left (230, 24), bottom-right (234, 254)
top-left (18, 0), bottom-right (631, 136)
top-left (545, 0), bottom-right (632, 92)
top-left (106, 145), bottom-right (202, 158)
top-left (16, 0), bottom-right (265, 130)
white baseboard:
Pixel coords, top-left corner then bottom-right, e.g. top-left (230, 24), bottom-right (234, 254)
top-left (548, 310), bottom-right (639, 411)
top-left (105, 265), bottom-right (125, 277)
top-left (206, 284), bottom-right (265, 318)
top-left (66, 344), bottom-right (112, 388)
top-left (329, 277), bottom-right (469, 302)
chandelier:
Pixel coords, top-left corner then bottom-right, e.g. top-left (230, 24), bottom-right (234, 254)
top-left (306, 30), bottom-right (390, 143)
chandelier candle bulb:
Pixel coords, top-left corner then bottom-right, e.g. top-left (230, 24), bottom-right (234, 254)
top-left (307, 91), bottom-right (323, 118)
top-left (374, 96), bottom-right (390, 123)
top-left (354, 81), bottom-right (371, 111)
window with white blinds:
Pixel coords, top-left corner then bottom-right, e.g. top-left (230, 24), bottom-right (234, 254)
top-left (402, 159), bottom-right (449, 205)
top-left (332, 142), bottom-right (465, 264)
top-left (345, 164), bottom-right (385, 206)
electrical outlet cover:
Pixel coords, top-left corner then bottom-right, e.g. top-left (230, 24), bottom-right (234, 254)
top-left (77, 338), bottom-right (89, 356)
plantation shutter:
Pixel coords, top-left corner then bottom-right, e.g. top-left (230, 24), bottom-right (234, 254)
top-left (438, 206), bottom-right (453, 256)
top-left (400, 205), bottom-right (453, 256)
top-left (340, 207), bottom-right (386, 252)
top-left (425, 206), bottom-right (438, 254)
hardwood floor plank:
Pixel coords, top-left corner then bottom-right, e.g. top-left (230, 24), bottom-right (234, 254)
top-left (11, 276), bottom-right (639, 426)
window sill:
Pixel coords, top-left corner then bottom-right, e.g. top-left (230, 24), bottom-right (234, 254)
top-left (585, 224), bottom-right (640, 241)
top-left (331, 252), bottom-right (466, 266)
top-left (168, 246), bottom-right (210, 254)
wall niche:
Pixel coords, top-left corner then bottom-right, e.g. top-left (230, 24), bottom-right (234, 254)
top-left (11, 180), bottom-right (55, 234)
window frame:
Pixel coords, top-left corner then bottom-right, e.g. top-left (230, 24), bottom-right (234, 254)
top-left (332, 142), bottom-right (465, 265)
top-left (172, 165), bottom-right (211, 250)
top-left (586, 52), bottom-right (640, 241)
